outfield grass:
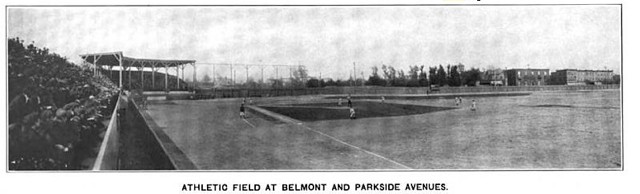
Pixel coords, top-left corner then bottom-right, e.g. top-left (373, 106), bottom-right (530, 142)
top-left (145, 90), bottom-right (621, 170)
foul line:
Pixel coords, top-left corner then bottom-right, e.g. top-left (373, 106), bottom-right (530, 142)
top-left (242, 118), bottom-right (256, 128)
top-left (299, 125), bottom-right (412, 169)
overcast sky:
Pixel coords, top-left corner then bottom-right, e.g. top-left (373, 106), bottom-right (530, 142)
top-left (8, 5), bottom-right (621, 81)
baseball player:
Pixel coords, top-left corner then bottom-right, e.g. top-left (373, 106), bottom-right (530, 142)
top-left (471, 99), bottom-right (477, 111)
top-left (240, 103), bottom-right (246, 118)
top-left (349, 107), bottom-right (356, 119)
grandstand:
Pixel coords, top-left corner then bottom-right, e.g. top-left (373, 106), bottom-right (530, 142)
top-left (79, 52), bottom-right (195, 92)
top-left (100, 69), bottom-right (189, 91)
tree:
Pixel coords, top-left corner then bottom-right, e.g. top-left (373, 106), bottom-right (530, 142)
top-left (428, 66), bottom-right (437, 86)
top-left (216, 76), bottom-right (232, 86)
top-left (325, 78), bottom-right (336, 86)
top-left (244, 78), bottom-right (260, 88)
top-left (448, 65), bottom-right (461, 86)
top-left (388, 66), bottom-right (397, 86)
top-left (396, 69), bottom-right (408, 86)
top-left (290, 66), bottom-right (308, 88)
top-left (366, 66), bottom-right (386, 86)
top-left (202, 74), bottom-right (212, 83)
top-left (269, 78), bottom-right (284, 88)
top-left (436, 65), bottom-right (447, 86)
top-left (306, 78), bottom-right (321, 88)
top-left (407, 65), bottom-right (420, 87)
top-left (381, 65), bottom-right (393, 86)
top-left (418, 65), bottom-right (429, 86)
top-left (461, 68), bottom-right (482, 86)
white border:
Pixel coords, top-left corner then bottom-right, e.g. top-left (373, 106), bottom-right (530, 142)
top-left (2, 1), bottom-right (637, 194)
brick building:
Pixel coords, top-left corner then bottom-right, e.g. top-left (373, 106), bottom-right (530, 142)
top-left (549, 69), bottom-right (614, 85)
top-left (503, 68), bottom-right (550, 86)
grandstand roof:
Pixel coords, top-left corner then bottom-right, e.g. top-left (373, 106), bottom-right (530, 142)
top-left (80, 51), bottom-right (195, 68)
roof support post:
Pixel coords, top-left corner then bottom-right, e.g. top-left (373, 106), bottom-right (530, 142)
top-left (192, 63), bottom-right (197, 89)
top-left (114, 52), bottom-right (123, 88)
top-left (91, 56), bottom-right (96, 77)
top-left (91, 55), bottom-right (102, 77)
top-left (181, 65), bottom-right (185, 90)
top-left (212, 64), bottom-right (216, 87)
top-left (108, 66), bottom-right (113, 81)
top-left (138, 62), bottom-right (144, 91)
top-left (151, 62), bottom-right (157, 90)
top-left (128, 64), bottom-right (132, 90)
top-left (289, 66), bottom-right (292, 84)
top-left (164, 63), bottom-right (169, 93)
top-left (96, 63), bottom-right (101, 77)
top-left (176, 64), bottom-right (180, 90)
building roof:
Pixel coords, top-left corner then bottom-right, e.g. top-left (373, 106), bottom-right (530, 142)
top-left (555, 69), bottom-right (613, 72)
top-left (505, 68), bottom-right (550, 71)
top-left (80, 51), bottom-right (195, 68)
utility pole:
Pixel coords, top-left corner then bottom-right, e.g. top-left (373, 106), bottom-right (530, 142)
top-left (353, 62), bottom-right (356, 87)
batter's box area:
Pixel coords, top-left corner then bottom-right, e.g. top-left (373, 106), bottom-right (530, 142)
top-left (258, 101), bottom-right (456, 122)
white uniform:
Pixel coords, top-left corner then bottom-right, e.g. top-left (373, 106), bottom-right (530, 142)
top-left (471, 101), bottom-right (477, 111)
top-left (349, 108), bottom-right (356, 119)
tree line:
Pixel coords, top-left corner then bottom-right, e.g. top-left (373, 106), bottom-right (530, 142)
top-left (198, 63), bottom-right (483, 89)
top-left (365, 64), bottom-right (482, 87)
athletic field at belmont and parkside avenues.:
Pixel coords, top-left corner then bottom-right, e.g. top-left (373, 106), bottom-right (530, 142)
top-left (144, 89), bottom-right (621, 170)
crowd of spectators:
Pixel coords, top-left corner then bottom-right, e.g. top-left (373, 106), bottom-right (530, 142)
top-left (8, 38), bottom-right (119, 170)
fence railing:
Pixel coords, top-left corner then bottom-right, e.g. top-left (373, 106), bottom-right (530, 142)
top-left (92, 93), bottom-right (197, 170)
top-left (92, 95), bottom-right (125, 170)
top-left (193, 84), bottom-right (619, 99)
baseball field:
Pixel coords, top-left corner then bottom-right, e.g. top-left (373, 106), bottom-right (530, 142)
top-left (144, 89), bottom-right (621, 170)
